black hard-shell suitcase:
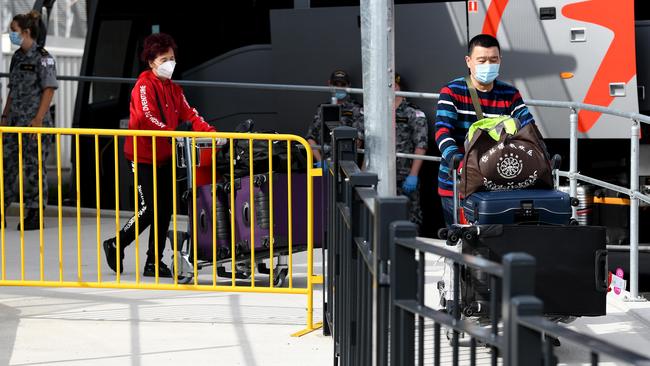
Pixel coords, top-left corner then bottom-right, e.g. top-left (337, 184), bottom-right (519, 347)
top-left (459, 224), bottom-right (608, 317)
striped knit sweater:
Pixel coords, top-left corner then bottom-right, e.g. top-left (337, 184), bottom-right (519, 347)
top-left (435, 77), bottom-right (535, 197)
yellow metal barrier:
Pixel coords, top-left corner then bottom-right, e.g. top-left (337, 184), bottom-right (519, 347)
top-left (0, 126), bottom-right (322, 336)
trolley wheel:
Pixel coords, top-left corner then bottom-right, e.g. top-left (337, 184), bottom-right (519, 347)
top-left (176, 273), bottom-right (193, 284)
top-left (171, 250), bottom-right (194, 284)
top-left (463, 230), bottom-right (476, 242)
top-left (447, 230), bottom-right (460, 245)
top-left (235, 262), bottom-right (252, 279)
top-left (171, 259), bottom-right (194, 284)
top-left (437, 228), bottom-right (449, 240)
top-left (273, 267), bottom-right (289, 287)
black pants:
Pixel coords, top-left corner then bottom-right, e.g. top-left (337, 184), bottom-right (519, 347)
top-left (118, 162), bottom-right (173, 264)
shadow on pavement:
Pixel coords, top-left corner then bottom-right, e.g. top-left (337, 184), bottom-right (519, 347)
top-left (0, 303), bottom-right (19, 366)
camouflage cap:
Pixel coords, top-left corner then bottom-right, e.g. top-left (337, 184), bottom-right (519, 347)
top-left (329, 70), bottom-right (350, 85)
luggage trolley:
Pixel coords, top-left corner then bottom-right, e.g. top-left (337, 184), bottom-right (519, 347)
top-left (170, 136), bottom-right (322, 286)
top-left (437, 155), bottom-right (608, 344)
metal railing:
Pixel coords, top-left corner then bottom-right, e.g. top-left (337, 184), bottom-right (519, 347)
top-left (0, 125), bottom-right (322, 336)
top-left (325, 126), bottom-right (650, 366)
top-left (324, 126), bottom-right (408, 364)
top-left (390, 227), bottom-right (650, 366)
top-left (555, 107), bottom-right (648, 300)
top-left (1, 73), bottom-right (648, 296)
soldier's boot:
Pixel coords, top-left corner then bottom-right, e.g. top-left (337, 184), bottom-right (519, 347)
top-left (19, 209), bottom-right (40, 231)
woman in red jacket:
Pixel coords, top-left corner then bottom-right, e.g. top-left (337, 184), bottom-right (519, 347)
top-left (103, 33), bottom-right (215, 278)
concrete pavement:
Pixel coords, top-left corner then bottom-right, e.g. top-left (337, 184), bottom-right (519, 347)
top-left (0, 214), bottom-right (330, 366)
top-left (0, 287), bottom-right (330, 366)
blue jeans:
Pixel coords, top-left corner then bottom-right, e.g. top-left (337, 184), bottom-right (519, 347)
top-left (440, 196), bottom-right (455, 228)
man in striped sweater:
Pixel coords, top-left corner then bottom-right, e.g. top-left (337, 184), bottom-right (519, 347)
top-left (435, 34), bottom-right (536, 227)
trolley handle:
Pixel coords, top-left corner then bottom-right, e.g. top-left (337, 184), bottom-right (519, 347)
top-left (451, 154), bottom-right (463, 225)
top-left (451, 154), bottom-right (463, 170)
top-left (182, 136), bottom-right (194, 189)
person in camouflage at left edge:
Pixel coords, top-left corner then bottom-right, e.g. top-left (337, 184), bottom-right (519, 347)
top-left (394, 74), bottom-right (428, 227)
top-left (1, 11), bottom-right (58, 231)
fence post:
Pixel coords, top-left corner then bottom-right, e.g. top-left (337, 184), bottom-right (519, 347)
top-left (349, 171), bottom-right (379, 366)
top-left (569, 108), bottom-right (578, 219)
top-left (327, 127), bottom-right (358, 360)
top-left (511, 295), bottom-right (544, 365)
top-left (332, 126), bottom-right (358, 175)
top-left (389, 220), bottom-right (419, 366)
top-left (502, 252), bottom-right (539, 366)
top-left (374, 196), bottom-right (409, 366)
top-left (629, 121), bottom-right (641, 300)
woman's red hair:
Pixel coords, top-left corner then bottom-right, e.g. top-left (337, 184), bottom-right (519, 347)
top-left (140, 33), bottom-right (177, 63)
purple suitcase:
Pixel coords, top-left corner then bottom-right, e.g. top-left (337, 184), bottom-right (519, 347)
top-left (229, 173), bottom-right (323, 256)
top-left (189, 183), bottom-right (231, 261)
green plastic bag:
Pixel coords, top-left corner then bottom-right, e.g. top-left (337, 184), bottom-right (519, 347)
top-left (466, 116), bottom-right (520, 144)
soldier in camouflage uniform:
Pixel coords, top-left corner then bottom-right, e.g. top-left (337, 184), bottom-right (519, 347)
top-left (1, 11), bottom-right (58, 230)
top-left (306, 70), bottom-right (364, 165)
top-left (394, 74), bottom-right (428, 226)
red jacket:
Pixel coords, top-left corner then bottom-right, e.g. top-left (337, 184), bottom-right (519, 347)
top-left (124, 70), bottom-right (215, 164)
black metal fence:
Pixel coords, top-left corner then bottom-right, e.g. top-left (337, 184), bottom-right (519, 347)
top-left (323, 127), bottom-right (650, 366)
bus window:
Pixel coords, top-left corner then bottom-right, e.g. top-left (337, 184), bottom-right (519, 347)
top-left (92, 19), bottom-right (132, 103)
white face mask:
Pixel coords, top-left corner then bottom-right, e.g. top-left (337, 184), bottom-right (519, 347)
top-left (155, 60), bottom-right (176, 79)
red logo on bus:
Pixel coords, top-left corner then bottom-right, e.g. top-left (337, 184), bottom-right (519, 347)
top-left (468, 1), bottom-right (479, 13)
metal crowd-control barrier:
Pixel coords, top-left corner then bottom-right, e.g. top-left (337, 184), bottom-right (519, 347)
top-left (0, 126), bottom-right (322, 336)
top-left (325, 126), bottom-right (650, 366)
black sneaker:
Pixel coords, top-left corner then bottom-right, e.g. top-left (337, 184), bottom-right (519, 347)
top-left (103, 237), bottom-right (124, 274)
top-left (143, 261), bottom-right (173, 278)
top-left (19, 209), bottom-right (40, 231)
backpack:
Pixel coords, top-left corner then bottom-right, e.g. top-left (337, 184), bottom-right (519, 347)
top-left (459, 77), bottom-right (553, 197)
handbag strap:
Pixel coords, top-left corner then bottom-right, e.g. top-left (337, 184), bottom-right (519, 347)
top-left (465, 75), bottom-right (484, 120)
top-left (152, 86), bottom-right (167, 125)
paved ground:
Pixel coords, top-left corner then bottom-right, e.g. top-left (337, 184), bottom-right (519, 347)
top-left (0, 288), bottom-right (330, 366)
top-left (0, 215), bottom-right (330, 366)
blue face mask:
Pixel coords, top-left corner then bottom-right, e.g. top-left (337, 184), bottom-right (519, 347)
top-left (474, 63), bottom-right (500, 84)
top-left (9, 32), bottom-right (23, 46)
top-left (335, 90), bottom-right (348, 100)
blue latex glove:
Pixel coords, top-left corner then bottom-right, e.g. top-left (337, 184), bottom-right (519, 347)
top-left (402, 175), bottom-right (419, 194)
top-left (314, 160), bottom-right (328, 169)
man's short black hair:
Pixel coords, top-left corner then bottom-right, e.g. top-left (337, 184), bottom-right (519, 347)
top-left (468, 34), bottom-right (501, 55)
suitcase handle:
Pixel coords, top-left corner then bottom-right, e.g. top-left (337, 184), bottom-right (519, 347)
top-left (199, 209), bottom-right (207, 233)
top-left (594, 249), bottom-right (608, 292)
top-left (242, 202), bottom-right (251, 227)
